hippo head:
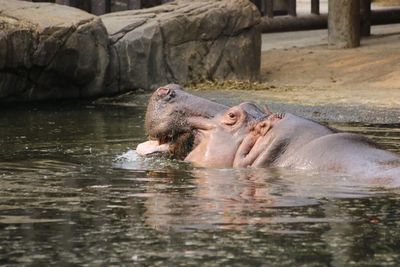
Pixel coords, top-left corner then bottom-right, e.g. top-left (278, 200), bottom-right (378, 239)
top-left (143, 84), bottom-right (228, 159)
top-left (184, 102), bottom-right (270, 167)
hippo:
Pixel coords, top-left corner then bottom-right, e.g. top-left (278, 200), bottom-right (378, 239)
top-left (137, 84), bottom-right (400, 181)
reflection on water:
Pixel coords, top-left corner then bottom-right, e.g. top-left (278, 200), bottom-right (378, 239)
top-left (0, 102), bottom-right (399, 266)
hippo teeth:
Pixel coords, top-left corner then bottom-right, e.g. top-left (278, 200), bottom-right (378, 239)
top-left (136, 140), bottom-right (170, 156)
top-left (139, 131), bottom-right (195, 159)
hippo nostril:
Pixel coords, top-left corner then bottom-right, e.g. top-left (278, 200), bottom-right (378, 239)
top-left (156, 87), bottom-right (171, 97)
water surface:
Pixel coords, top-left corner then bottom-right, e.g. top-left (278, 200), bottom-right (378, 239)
top-left (0, 100), bottom-right (399, 266)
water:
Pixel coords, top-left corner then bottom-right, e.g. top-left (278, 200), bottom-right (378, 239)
top-left (0, 100), bottom-right (400, 266)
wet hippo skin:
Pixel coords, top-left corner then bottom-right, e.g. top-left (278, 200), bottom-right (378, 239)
top-left (137, 84), bottom-right (400, 183)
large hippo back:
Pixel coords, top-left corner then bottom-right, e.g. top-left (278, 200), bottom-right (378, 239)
top-left (264, 114), bottom-right (400, 179)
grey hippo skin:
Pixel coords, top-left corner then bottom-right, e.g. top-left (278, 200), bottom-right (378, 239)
top-left (137, 84), bottom-right (400, 184)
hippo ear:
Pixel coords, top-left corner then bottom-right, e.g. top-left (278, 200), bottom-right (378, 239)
top-left (257, 121), bottom-right (272, 136)
top-left (263, 104), bottom-right (273, 115)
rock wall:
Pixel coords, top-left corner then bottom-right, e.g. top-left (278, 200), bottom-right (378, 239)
top-left (0, 0), bottom-right (109, 101)
top-left (101, 0), bottom-right (261, 92)
top-left (0, 0), bottom-right (261, 101)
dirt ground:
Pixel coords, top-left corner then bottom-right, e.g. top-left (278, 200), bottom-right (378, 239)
top-left (259, 24), bottom-right (400, 109)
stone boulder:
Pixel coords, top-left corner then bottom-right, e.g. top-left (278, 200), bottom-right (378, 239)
top-left (101, 0), bottom-right (261, 92)
top-left (0, 0), bottom-right (109, 102)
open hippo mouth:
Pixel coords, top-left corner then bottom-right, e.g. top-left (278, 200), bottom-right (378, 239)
top-left (137, 84), bottom-right (228, 159)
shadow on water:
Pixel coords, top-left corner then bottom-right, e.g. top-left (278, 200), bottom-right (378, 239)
top-left (0, 101), bottom-right (400, 266)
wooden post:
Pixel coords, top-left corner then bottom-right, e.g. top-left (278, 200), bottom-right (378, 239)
top-left (128, 0), bottom-right (142, 9)
top-left (360, 0), bottom-right (371, 36)
top-left (311, 0), bottom-right (320, 15)
top-left (328, 0), bottom-right (360, 48)
top-left (265, 0), bottom-right (274, 18)
top-left (91, 0), bottom-right (110, 15)
top-left (55, 0), bottom-right (70, 4)
top-left (288, 0), bottom-right (296, 16)
top-left (251, 0), bottom-right (262, 15)
top-left (57, 0), bottom-right (78, 7)
top-left (69, 0), bottom-right (79, 7)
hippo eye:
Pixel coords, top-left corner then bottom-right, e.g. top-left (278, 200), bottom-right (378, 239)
top-left (222, 111), bottom-right (239, 126)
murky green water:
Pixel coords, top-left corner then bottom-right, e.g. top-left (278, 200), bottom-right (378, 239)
top-left (1, 100), bottom-right (400, 266)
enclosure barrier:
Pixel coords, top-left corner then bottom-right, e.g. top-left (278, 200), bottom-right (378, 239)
top-left (24, 0), bottom-right (400, 48)
top-left (28, 1), bottom-right (400, 31)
